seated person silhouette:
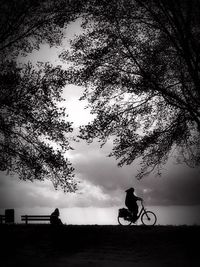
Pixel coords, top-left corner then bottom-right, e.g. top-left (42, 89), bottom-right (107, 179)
top-left (50, 208), bottom-right (63, 225)
top-left (125, 187), bottom-right (143, 221)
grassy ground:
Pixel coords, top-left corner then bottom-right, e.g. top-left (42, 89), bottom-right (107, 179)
top-left (1, 224), bottom-right (200, 266)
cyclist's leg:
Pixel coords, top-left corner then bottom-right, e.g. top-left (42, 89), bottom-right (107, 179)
top-left (126, 204), bottom-right (139, 222)
top-left (129, 207), bottom-right (138, 221)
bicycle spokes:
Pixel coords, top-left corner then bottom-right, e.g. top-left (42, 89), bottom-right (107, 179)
top-left (118, 216), bottom-right (132, 226)
top-left (141, 211), bottom-right (157, 226)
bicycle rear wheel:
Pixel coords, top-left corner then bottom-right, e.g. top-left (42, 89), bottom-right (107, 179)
top-left (118, 216), bottom-right (132, 226)
top-left (141, 211), bottom-right (157, 226)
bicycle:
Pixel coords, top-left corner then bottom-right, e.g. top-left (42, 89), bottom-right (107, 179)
top-left (118, 200), bottom-right (157, 226)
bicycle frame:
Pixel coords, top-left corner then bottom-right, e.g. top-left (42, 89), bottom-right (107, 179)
top-left (136, 201), bottom-right (146, 219)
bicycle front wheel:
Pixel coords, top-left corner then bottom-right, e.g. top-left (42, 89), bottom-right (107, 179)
top-left (118, 216), bottom-right (132, 226)
top-left (141, 211), bottom-right (157, 226)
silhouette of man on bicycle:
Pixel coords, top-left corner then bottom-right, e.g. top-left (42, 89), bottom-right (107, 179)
top-left (118, 187), bottom-right (157, 225)
top-left (125, 187), bottom-right (143, 220)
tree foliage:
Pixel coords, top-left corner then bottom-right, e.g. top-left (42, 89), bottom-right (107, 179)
top-left (0, 0), bottom-right (83, 191)
top-left (0, 0), bottom-right (82, 58)
top-left (63, 0), bottom-right (200, 178)
top-left (0, 62), bottom-right (76, 191)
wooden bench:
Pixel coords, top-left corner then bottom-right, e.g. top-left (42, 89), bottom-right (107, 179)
top-left (0, 215), bottom-right (5, 224)
top-left (21, 215), bottom-right (51, 224)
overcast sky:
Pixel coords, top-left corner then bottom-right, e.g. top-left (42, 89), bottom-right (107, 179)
top-left (1, 19), bottom-right (200, 225)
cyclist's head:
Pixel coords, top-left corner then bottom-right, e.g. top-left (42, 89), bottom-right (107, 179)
top-left (125, 187), bottom-right (134, 193)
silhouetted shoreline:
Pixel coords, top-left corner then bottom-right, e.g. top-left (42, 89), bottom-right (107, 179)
top-left (1, 224), bottom-right (199, 266)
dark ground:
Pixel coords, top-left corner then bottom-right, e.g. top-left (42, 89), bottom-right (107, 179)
top-left (1, 224), bottom-right (200, 267)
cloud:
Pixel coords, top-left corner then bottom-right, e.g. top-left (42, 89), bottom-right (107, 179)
top-left (62, 85), bottom-right (95, 127)
top-left (69, 139), bottom-right (138, 190)
top-left (0, 171), bottom-right (121, 209)
top-left (1, 139), bottom-right (200, 211)
top-left (68, 137), bottom-right (200, 206)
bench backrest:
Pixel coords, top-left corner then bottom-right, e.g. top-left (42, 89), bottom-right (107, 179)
top-left (21, 215), bottom-right (51, 224)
